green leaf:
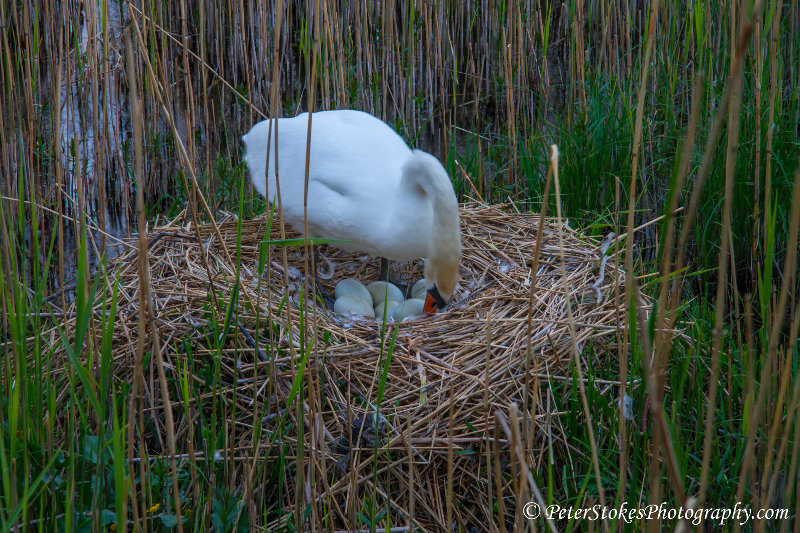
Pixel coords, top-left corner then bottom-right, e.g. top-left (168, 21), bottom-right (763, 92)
top-left (101, 509), bottom-right (117, 526)
top-left (263, 237), bottom-right (349, 246)
top-left (286, 343), bottom-right (312, 407)
top-left (160, 513), bottom-right (179, 528)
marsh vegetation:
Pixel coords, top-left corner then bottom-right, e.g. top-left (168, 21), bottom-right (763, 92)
top-left (1, 0), bottom-right (799, 530)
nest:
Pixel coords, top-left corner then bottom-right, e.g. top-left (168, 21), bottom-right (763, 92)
top-left (51, 203), bottom-right (632, 530)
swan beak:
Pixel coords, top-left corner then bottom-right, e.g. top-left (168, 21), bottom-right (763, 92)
top-left (425, 285), bottom-right (447, 314)
top-left (424, 292), bottom-right (438, 314)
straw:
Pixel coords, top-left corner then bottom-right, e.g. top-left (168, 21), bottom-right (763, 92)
top-left (40, 202), bottom-right (663, 529)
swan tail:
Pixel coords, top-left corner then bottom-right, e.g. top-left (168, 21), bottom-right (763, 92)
top-left (242, 121), bottom-right (272, 199)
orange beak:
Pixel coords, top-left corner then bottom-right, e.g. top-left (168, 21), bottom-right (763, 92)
top-left (424, 292), bottom-right (438, 314)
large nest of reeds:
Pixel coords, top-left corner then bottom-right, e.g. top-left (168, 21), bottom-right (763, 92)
top-left (55, 203), bottom-right (631, 530)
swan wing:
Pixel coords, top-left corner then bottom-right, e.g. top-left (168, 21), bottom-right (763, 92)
top-left (243, 110), bottom-right (415, 254)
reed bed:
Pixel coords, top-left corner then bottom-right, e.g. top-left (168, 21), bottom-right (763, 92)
top-left (4, 0), bottom-right (800, 529)
top-left (4, 0), bottom-right (799, 288)
top-left (40, 203), bottom-right (641, 530)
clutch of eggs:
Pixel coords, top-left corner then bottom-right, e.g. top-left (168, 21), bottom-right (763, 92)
top-left (333, 279), bottom-right (428, 321)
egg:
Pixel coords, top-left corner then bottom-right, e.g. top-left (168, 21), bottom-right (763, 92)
top-left (374, 300), bottom-right (400, 321)
top-left (392, 298), bottom-right (426, 320)
top-left (334, 294), bottom-right (376, 318)
top-left (367, 281), bottom-right (404, 306)
top-left (410, 279), bottom-right (428, 300)
top-left (335, 279), bottom-right (373, 304)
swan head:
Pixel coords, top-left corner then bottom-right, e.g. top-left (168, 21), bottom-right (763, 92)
top-left (399, 149), bottom-right (463, 314)
top-left (422, 251), bottom-right (461, 314)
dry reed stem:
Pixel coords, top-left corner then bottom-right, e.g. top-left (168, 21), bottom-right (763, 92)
top-left (551, 144), bottom-right (608, 532)
top-left (125, 25), bottom-right (185, 530)
top-left (699, 8), bottom-right (745, 512)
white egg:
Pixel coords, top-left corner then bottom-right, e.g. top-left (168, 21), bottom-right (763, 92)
top-left (392, 298), bottom-right (426, 320)
top-left (367, 281), bottom-right (404, 306)
top-left (374, 300), bottom-right (400, 321)
top-left (411, 279), bottom-right (428, 300)
top-left (334, 294), bottom-right (375, 318)
top-left (335, 279), bottom-right (373, 304)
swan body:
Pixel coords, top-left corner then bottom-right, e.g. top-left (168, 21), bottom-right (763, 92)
top-left (243, 110), bottom-right (462, 309)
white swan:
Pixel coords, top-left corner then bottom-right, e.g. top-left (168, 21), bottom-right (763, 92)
top-left (242, 110), bottom-right (462, 312)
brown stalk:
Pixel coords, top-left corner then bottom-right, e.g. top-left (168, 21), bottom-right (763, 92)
top-left (53, 0), bottom-right (66, 315)
top-left (126, 4), bottom-right (253, 297)
top-left (446, 382), bottom-right (455, 530)
top-left (124, 25), bottom-right (184, 532)
top-left (669, 4), bottom-right (763, 314)
top-left (763, 0), bottom-right (783, 249)
top-left (524, 163), bottom-right (553, 460)
top-left (550, 145), bottom-right (608, 532)
top-left (496, 405), bottom-right (558, 533)
top-left (614, 170), bottom-right (628, 504)
top-left (483, 306), bottom-right (497, 533)
top-left (653, 72), bottom-right (704, 365)
top-left (737, 162), bottom-right (800, 522)
top-left (752, 16), bottom-right (762, 271)
top-left (296, 0), bottom-right (322, 527)
top-left (120, 24), bottom-right (148, 529)
top-left (777, 307), bottom-right (800, 533)
top-left (697, 3), bottom-right (747, 508)
top-left (492, 421), bottom-right (507, 533)
top-left (623, 0), bottom-right (671, 521)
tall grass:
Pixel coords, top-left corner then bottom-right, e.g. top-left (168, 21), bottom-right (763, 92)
top-left (1, 0), bottom-right (800, 530)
